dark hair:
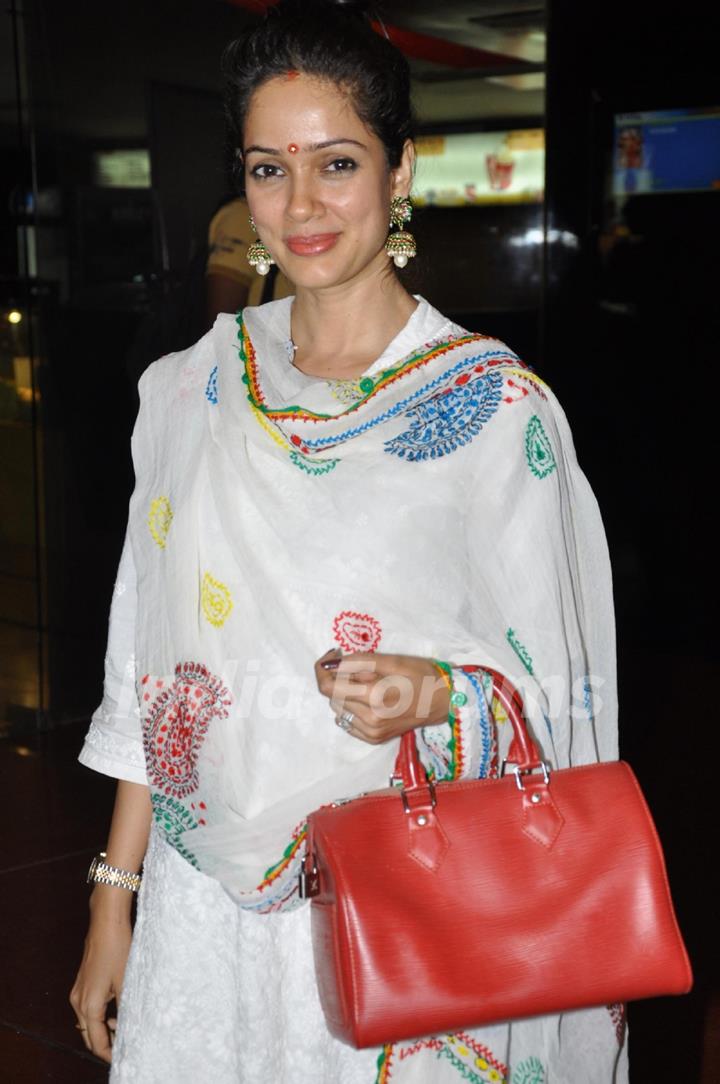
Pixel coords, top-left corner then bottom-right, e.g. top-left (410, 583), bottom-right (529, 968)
top-left (222, 0), bottom-right (414, 192)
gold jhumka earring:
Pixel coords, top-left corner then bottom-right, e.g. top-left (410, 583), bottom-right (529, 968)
top-left (247, 215), bottom-right (275, 277)
top-left (385, 195), bottom-right (417, 269)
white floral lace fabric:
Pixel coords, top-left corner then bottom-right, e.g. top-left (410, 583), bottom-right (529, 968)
top-left (111, 828), bottom-right (379, 1084)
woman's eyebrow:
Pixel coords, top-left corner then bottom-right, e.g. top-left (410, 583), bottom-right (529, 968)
top-left (244, 138), bottom-right (367, 155)
top-left (311, 138), bottom-right (367, 151)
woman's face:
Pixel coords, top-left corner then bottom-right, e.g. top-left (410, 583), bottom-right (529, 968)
top-left (243, 73), bottom-right (414, 291)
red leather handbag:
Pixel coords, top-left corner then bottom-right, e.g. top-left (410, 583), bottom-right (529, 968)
top-left (300, 670), bottom-right (692, 1049)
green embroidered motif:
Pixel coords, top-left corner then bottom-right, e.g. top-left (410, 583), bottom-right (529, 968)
top-left (506, 628), bottom-right (535, 676)
top-left (439, 1047), bottom-right (481, 1081)
top-left (512, 1056), bottom-right (546, 1084)
top-left (289, 450), bottom-right (339, 475)
top-left (151, 794), bottom-right (201, 868)
top-left (167, 836), bottom-right (201, 869)
top-left (151, 793), bottom-right (199, 836)
top-left (327, 378), bottom-right (366, 406)
top-left (524, 415), bottom-right (556, 479)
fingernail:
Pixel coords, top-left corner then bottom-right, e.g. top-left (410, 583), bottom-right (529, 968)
top-left (321, 658), bottom-right (341, 671)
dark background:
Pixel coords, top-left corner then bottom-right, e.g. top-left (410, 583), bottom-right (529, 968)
top-left (0, 0), bottom-right (718, 1079)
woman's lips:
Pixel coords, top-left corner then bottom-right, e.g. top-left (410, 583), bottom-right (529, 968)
top-left (284, 233), bottom-right (340, 256)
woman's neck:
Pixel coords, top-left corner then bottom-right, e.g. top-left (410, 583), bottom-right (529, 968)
top-left (289, 263), bottom-right (418, 381)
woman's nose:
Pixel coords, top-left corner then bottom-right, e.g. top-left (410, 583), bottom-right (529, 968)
top-left (285, 173), bottom-right (320, 222)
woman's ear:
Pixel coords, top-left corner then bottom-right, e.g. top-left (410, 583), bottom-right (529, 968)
top-left (391, 139), bottom-right (416, 199)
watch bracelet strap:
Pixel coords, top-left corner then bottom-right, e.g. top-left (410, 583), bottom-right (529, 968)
top-left (90, 853), bottom-right (142, 892)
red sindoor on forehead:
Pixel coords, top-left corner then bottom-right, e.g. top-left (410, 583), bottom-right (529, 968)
top-left (286, 69), bottom-right (300, 80)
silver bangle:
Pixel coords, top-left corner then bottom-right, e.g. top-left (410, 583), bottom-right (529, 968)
top-left (87, 851), bottom-right (142, 893)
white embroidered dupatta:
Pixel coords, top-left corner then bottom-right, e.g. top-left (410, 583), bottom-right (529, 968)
top-left (99, 296), bottom-right (617, 909)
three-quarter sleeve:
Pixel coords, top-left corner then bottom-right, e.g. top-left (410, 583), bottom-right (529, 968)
top-left (78, 531), bottom-right (147, 784)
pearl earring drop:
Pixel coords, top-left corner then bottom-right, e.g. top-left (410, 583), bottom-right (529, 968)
top-left (385, 196), bottom-right (417, 269)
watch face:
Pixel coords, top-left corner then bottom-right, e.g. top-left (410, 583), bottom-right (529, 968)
top-left (87, 853), bottom-right (105, 884)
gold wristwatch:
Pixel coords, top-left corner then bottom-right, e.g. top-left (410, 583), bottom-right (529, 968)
top-left (87, 851), bottom-right (142, 893)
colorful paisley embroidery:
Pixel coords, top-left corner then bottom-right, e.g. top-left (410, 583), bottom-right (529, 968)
top-left (376, 1034), bottom-right (508, 1083)
top-left (524, 414), bottom-right (556, 479)
top-left (201, 572), bottom-right (233, 628)
top-left (148, 496), bottom-right (173, 549)
top-left (332, 611), bottom-right (382, 653)
top-left (384, 370), bottom-right (504, 461)
top-left (607, 1002), bottom-right (627, 1046)
top-left (142, 662), bottom-right (231, 798)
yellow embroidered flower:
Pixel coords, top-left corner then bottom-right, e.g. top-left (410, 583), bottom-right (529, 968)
top-left (148, 496), bottom-right (173, 549)
top-left (492, 695), bottom-right (509, 725)
top-left (476, 1059), bottom-right (489, 1070)
top-left (201, 573), bottom-right (233, 628)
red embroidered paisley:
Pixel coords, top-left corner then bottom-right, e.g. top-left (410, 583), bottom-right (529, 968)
top-left (142, 662), bottom-right (231, 798)
top-left (332, 611), bottom-right (382, 653)
top-left (607, 1002), bottom-right (627, 1046)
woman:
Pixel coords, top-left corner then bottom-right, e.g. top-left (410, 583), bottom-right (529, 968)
top-left (70, 2), bottom-right (627, 1081)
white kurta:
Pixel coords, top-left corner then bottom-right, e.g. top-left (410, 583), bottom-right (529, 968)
top-left (80, 297), bottom-right (628, 1083)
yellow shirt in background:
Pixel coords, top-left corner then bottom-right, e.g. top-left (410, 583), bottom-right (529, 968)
top-left (206, 197), bottom-right (293, 306)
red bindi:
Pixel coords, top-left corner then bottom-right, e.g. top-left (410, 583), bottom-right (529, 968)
top-left (287, 143), bottom-right (299, 154)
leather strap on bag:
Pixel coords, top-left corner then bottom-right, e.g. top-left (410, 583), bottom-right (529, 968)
top-left (396, 667), bottom-right (546, 791)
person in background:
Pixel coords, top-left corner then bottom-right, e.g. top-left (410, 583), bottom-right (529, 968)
top-left (206, 194), bottom-right (293, 323)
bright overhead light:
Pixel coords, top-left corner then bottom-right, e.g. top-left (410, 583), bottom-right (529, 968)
top-left (8, 309), bottom-right (23, 325)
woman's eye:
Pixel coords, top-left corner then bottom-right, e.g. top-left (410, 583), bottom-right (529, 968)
top-left (325, 157), bottom-right (357, 174)
top-left (250, 164), bottom-right (284, 180)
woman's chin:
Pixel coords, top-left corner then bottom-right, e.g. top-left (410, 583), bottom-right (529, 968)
top-left (283, 262), bottom-right (355, 291)
top-left (282, 252), bottom-right (389, 293)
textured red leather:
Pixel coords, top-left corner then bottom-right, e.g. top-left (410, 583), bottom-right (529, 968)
top-left (303, 670), bottom-right (693, 1049)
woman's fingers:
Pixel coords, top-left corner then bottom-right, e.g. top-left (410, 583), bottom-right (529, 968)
top-left (86, 1012), bottom-right (113, 1063)
top-left (315, 652), bottom-right (377, 695)
top-left (330, 697), bottom-right (378, 743)
top-left (72, 1003), bottom-right (113, 1062)
top-left (70, 930), bottom-right (130, 1064)
top-left (330, 696), bottom-right (406, 745)
top-left (325, 673), bottom-right (374, 705)
top-left (317, 651), bottom-right (451, 740)
top-left (74, 1020), bottom-right (91, 1050)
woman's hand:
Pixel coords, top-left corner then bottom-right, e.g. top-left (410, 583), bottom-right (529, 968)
top-left (69, 889), bottom-right (133, 1063)
top-left (314, 650), bottom-right (451, 744)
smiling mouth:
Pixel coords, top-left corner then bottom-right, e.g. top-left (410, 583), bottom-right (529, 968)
top-left (284, 233), bottom-right (340, 256)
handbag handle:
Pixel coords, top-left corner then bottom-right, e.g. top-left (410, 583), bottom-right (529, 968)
top-left (395, 667), bottom-right (545, 791)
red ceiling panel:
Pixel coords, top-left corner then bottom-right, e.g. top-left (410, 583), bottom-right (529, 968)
top-left (224, 0), bottom-right (525, 70)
